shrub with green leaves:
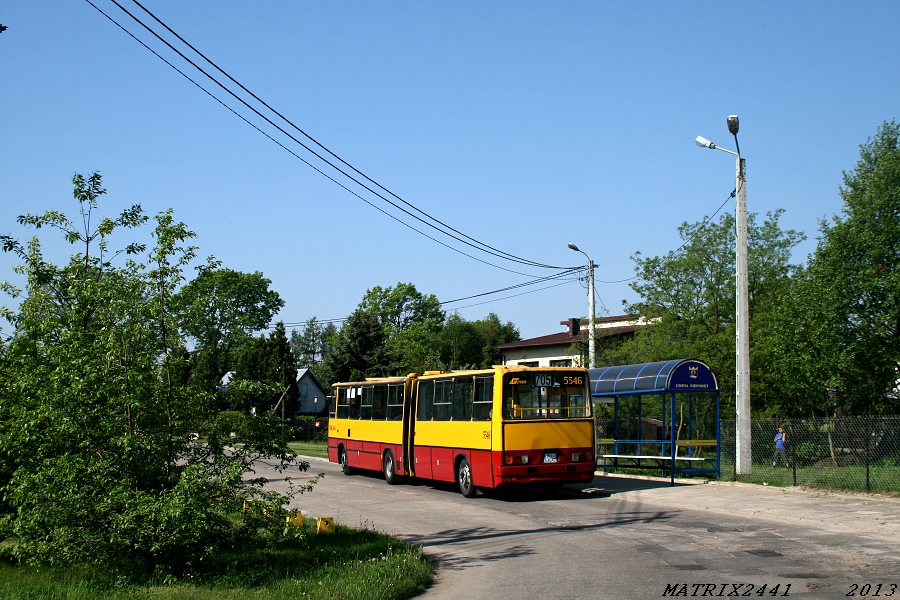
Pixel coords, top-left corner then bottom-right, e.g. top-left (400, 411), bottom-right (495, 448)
top-left (0, 173), bottom-right (314, 576)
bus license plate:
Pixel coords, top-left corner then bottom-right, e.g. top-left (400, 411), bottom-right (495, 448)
top-left (543, 452), bottom-right (557, 463)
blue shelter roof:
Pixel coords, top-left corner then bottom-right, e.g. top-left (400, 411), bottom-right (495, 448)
top-left (589, 359), bottom-right (719, 396)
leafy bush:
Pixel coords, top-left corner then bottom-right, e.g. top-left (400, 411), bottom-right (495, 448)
top-left (0, 174), bottom-right (315, 576)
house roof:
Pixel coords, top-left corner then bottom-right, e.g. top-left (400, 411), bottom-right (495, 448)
top-left (497, 315), bottom-right (643, 350)
top-left (497, 325), bottom-right (638, 350)
top-left (296, 367), bottom-right (327, 393)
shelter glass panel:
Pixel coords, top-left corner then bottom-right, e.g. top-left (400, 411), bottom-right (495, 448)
top-left (616, 396), bottom-right (640, 441)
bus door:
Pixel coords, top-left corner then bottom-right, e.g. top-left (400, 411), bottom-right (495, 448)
top-left (401, 378), bottom-right (416, 477)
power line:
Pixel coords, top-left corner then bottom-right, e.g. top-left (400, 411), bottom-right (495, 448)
top-left (449, 279), bottom-right (576, 311)
top-left (127, 0), bottom-right (572, 272)
top-left (82, 0), bottom-right (557, 278)
top-left (439, 268), bottom-right (581, 304)
top-left (91, 0), bottom-right (576, 272)
top-left (593, 189), bottom-right (737, 285)
top-left (270, 274), bottom-right (580, 330)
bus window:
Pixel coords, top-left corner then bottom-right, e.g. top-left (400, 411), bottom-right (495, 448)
top-left (433, 379), bottom-right (451, 421)
top-left (452, 377), bottom-right (473, 421)
top-left (502, 372), bottom-right (591, 420)
top-left (349, 386), bottom-right (362, 419)
top-left (547, 392), bottom-right (563, 417)
top-left (387, 384), bottom-right (403, 420)
top-left (417, 380), bottom-right (434, 421)
top-left (569, 392), bottom-right (586, 417)
top-left (517, 387), bottom-right (538, 418)
top-left (372, 384), bottom-right (387, 420)
top-left (473, 376), bottom-right (493, 421)
top-left (336, 387), bottom-right (349, 419)
top-left (360, 386), bottom-right (373, 420)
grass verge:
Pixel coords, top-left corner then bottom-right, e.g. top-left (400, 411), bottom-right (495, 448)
top-left (288, 440), bottom-right (329, 459)
top-left (0, 522), bottom-right (433, 600)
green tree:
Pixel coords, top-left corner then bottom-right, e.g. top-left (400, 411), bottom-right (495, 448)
top-left (614, 210), bottom-right (805, 414)
top-left (175, 266), bottom-right (284, 389)
top-left (321, 309), bottom-right (388, 383)
top-left (358, 282), bottom-right (444, 334)
top-left (291, 316), bottom-right (333, 369)
top-left (772, 121), bottom-right (900, 415)
top-left (0, 174), bottom-right (309, 575)
top-left (230, 322), bottom-right (297, 418)
top-left (389, 319), bottom-right (445, 374)
top-left (359, 282), bottom-right (444, 374)
top-left (472, 312), bottom-right (520, 368)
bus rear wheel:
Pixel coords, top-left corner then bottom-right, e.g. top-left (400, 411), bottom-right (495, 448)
top-left (383, 450), bottom-right (399, 485)
top-left (339, 447), bottom-right (352, 476)
top-left (457, 457), bottom-right (477, 498)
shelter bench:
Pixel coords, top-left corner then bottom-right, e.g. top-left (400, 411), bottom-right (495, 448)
top-left (601, 454), bottom-right (711, 469)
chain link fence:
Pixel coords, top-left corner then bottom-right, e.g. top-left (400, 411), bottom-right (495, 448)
top-left (720, 417), bottom-right (900, 492)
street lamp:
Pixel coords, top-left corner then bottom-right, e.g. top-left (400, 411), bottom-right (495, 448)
top-left (696, 115), bottom-right (750, 475)
top-left (567, 243), bottom-right (596, 369)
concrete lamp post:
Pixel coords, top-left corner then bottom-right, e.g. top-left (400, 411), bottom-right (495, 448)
top-left (695, 115), bottom-right (751, 475)
top-left (567, 243), bottom-right (596, 369)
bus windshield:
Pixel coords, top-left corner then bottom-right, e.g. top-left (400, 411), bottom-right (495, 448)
top-left (502, 371), bottom-right (591, 419)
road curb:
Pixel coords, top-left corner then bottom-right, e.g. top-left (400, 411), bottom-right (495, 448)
top-left (595, 471), bottom-right (709, 485)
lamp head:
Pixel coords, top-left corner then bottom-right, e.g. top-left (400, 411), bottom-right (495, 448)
top-left (695, 136), bottom-right (715, 149)
top-left (727, 115), bottom-right (739, 135)
top-left (567, 242), bottom-right (580, 252)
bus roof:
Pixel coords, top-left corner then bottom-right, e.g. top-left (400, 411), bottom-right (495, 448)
top-left (332, 365), bottom-right (588, 387)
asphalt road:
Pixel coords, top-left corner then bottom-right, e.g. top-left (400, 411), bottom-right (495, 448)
top-left (257, 457), bottom-right (900, 600)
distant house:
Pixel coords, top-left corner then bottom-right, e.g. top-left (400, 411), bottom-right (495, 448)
top-left (497, 316), bottom-right (648, 367)
top-left (295, 368), bottom-right (329, 415)
top-left (218, 368), bottom-right (329, 415)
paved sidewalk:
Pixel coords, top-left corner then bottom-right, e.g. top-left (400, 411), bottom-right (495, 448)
top-left (595, 473), bottom-right (900, 537)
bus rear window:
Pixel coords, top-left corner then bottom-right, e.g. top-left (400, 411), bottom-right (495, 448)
top-left (502, 372), bottom-right (590, 419)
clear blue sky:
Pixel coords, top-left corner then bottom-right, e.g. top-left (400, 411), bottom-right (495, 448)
top-left (2, 1), bottom-right (898, 338)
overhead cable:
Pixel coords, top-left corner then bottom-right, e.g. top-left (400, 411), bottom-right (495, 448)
top-left (83, 0), bottom-right (559, 278)
top-left (91, 0), bottom-right (576, 272)
top-left (440, 267), bottom-right (580, 304)
top-left (127, 0), bottom-right (572, 271)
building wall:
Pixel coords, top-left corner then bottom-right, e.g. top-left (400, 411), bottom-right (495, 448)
top-left (296, 372), bottom-right (328, 414)
top-left (500, 344), bottom-right (581, 368)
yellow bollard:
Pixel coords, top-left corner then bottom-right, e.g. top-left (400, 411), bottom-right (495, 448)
top-left (316, 517), bottom-right (335, 535)
top-left (286, 510), bottom-right (303, 526)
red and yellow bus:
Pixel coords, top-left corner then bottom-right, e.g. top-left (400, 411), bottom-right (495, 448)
top-left (327, 366), bottom-right (594, 497)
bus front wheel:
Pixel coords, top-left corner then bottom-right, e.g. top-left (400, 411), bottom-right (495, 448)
top-left (457, 457), bottom-right (477, 498)
top-left (383, 450), bottom-right (399, 485)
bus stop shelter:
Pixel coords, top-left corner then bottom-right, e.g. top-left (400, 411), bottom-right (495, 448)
top-left (589, 359), bottom-right (720, 485)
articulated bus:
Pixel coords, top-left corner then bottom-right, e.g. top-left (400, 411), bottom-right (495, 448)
top-left (327, 366), bottom-right (595, 497)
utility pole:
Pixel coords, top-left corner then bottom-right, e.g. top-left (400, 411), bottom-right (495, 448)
top-left (568, 243), bottom-right (596, 369)
top-left (696, 115), bottom-right (751, 474)
top-left (587, 259), bottom-right (596, 369)
top-left (734, 153), bottom-right (750, 474)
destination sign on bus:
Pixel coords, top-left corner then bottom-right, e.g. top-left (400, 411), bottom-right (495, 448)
top-left (509, 373), bottom-right (584, 388)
